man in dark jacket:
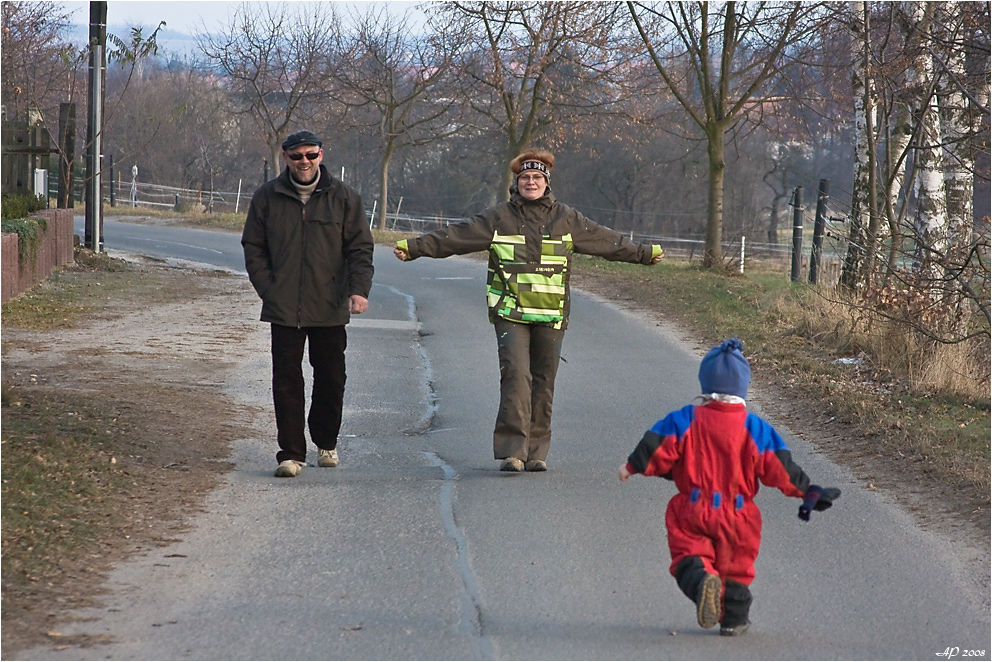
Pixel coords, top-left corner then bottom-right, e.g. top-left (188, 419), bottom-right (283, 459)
top-left (242, 129), bottom-right (375, 477)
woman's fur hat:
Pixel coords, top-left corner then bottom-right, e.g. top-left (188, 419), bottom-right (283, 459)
top-left (510, 149), bottom-right (555, 181)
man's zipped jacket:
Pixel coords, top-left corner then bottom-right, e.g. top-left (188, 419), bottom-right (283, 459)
top-left (399, 189), bottom-right (661, 330)
top-left (242, 165), bottom-right (374, 328)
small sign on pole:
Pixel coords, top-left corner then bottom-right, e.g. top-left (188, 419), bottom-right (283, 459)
top-left (790, 186), bottom-right (804, 282)
top-left (33, 169), bottom-right (49, 205)
top-left (130, 165), bottom-right (138, 208)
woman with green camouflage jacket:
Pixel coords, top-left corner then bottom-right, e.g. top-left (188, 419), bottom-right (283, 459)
top-left (394, 149), bottom-right (663, 472)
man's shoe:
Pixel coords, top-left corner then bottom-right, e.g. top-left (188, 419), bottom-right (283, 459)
top-left (318, 448), bottom-right (339, 467)
top-left (720, 621), bottom-right (750, 637)
top-left (274, 460), bottom-right (303, 477)
top-left (500, 458), bottom-right (525, 472)
top-left (696, 574), bottom-right (722, 629)
top-left (525, 459), bottom-right (547, 472)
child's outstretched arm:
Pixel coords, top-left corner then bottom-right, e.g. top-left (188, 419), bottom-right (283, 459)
top-left (621, 406), bottom-right (693, 483)
top-left (746, 413), bottom-right (843, 521)
top-left (747, 413), bottom-right (811, 498)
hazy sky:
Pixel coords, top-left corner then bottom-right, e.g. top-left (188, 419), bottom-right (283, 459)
top-left (65, 1), bottom-right (255, 34)
top-left (62, 1), bottom-right (424, 37)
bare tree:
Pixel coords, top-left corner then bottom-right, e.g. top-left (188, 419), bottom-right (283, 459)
top-left (931, 1), bottom-right (988, 334)
top-left (878, 2), bottom-right (918, 277)
top-left (763, 141), bottom-right (813, 244)
top-left (2, 1), bottom-right (82, 204)
top-left (626, 1), bottom-right (826, 268)
top-left (1, 1), bottom-right (80, 123)
top-left (197, 2), bottom-right (340, 175)
top-left (3, 1), bottom-right (164, 209)
top-left (331, 6), bottom-right (467, 228)
top-left (103, 58), bottom-right (249, 198)
top-left (432, 1), bottom-right (635, 201)
top-left (903, 2), bottom-right (949, 286)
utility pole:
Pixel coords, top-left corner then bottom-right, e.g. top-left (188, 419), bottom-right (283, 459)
top-left (84, 1), bottom-right (107, 251)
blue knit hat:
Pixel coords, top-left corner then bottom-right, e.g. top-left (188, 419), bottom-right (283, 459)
top-left (698, 338), bottom-right (751, 398)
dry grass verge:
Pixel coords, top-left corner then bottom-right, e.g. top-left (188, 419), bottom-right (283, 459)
top-left (1, 251), bottom-right (255, 656)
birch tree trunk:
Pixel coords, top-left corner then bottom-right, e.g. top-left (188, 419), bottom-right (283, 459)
top-left (938, 1), bottom-right (974, 261)
top-left (885, 101), bottom-right (914, 274)
top-left (861, 4), bottom-right (882, 281)
top-left (936, 1), bottom-right (983, 334)
top-left (909, 2), bottom-right (948, 285)
top-left (841, 1), bottom-right (872, 290)
top-left (883, 2), bottom-right (919, 276)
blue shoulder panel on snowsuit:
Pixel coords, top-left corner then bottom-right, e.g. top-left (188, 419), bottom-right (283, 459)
top-left (650, 404), bottom-right (695, 441)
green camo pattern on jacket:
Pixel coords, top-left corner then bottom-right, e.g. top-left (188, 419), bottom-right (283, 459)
top-left (488, 231), bottom-right (571, 327)
top-left (397, 189), bottom-right (662, 332)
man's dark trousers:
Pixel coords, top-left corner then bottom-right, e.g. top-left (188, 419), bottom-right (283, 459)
top-left (271, 324), bottom-right (347, 464)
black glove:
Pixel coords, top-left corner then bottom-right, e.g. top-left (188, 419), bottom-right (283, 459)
top-left (798, 485), bottom-right (841, 521)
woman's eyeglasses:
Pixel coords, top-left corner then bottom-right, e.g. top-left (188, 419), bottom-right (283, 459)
top-left (287, 151), bottom-right (320, 161)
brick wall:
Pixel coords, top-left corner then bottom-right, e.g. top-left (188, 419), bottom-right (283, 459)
top-left (1, 208), bottom-right (75, 304)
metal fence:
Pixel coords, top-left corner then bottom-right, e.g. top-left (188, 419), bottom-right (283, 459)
top-left (110, 179), bottom-right (249, 214)
top-left (46, 177), bottom-right (250, 214)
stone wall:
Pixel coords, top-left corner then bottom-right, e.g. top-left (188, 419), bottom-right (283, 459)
top-left (1, 208), bottom-right (75, 304)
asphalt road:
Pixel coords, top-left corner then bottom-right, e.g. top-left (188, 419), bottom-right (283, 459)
top-left (73, 215), bottom-right (249, 272)
top-left (26, 220), bottom-right (991, 660)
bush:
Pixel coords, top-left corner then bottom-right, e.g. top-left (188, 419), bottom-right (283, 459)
top-left (1, 195), bottom-right (49, 266)
top-left (1, 217), bottom-right (48, 266)
top-left (1, 194), bottom-right (47, 221)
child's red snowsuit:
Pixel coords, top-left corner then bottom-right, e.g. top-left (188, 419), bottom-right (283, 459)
top-left (625, 400), bottom-right (811, 586)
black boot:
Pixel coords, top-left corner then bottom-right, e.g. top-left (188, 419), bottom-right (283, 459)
top-left (674, 556), bottom-right (721, 629)
top-left (673, 556), bottom-right (707, 602)
top-left (720, 580), bottom-right (752, 636)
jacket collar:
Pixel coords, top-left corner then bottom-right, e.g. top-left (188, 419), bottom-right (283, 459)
top-left (275, 164), bottom-right (334, 199)
top-left (510, 185), bottom-right (556, 209)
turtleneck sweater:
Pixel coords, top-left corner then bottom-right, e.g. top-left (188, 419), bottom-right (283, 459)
top-left (292, 173), bottom-right (319, 205)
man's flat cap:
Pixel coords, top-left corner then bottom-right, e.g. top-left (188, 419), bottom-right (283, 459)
top-left (282, 130), bottom-right (322, 151)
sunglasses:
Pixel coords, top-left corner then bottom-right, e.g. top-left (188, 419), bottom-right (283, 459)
top-left (287, 151), bottom-right (320, 161)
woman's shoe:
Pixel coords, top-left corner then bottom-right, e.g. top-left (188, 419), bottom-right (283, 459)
top-left (525, 459), bottom-right (547, 472)
top-left (499, 458), bottom-right (525, 472)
